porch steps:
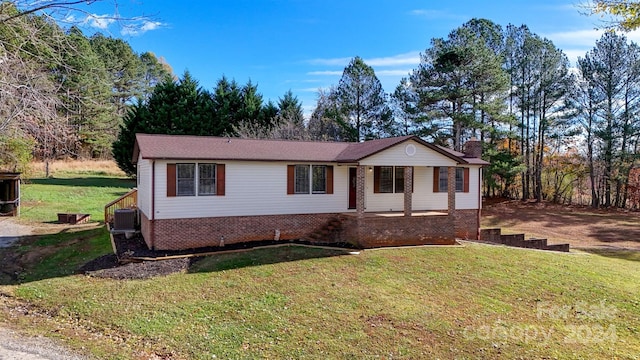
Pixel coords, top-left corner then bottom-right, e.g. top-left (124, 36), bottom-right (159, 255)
top-left (303, 217), bottom-right (345, 244)
top-left (479, 228), bottom-right (570, 252)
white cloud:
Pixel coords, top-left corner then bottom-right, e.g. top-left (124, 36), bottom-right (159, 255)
top-left (84, 14), bottom-right (115, 29)
top-left (364, 52), bottom-right (421, 67)
top-left (141, 21), bottom-right (163, 32)
top-left (375, 69), bottom-right (412, 76)
top-left (307, 52), bottom-right (420, 68)
top-left (307, 70), bottom-right (343, 76)
top-left (410, 9), bottom-right (464, 20)
top-left (296, 87), bottom-right (328, 93)
top-left (307, 57), bottom-right (352, 66)
top-left (121, 20), bottom-right (165, 36)
top-left (544, 28), bottom-right (640, 65)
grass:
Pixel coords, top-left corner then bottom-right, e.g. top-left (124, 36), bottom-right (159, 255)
top-left (1, 165), bottom-right (639, 359)
top-left (2, 245), bottom-right (639, 359)
top-left (18, 161), bottom-right (135, 224)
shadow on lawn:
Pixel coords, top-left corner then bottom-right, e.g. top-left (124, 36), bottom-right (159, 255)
top-left (580, 249), bottom-right (640, 263)
top-left (187, 246), bottom-right (352, 273)
top-left (29, 177), bottom-right (135, 189)
top-left (0, 226), bottom-right (111, 285)
top-left (76, 245), bottom-right (352, 280)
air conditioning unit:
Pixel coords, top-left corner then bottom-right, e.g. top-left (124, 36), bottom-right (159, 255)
top-left (113, 209), bottom-right (136, 231)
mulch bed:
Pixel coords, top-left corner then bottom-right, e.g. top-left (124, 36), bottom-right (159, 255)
top-left (79, 254), bottom-right (192, 280)
top-left (79, 231), bottom-right (357, 280)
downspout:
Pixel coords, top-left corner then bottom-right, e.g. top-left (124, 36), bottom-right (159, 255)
top-left (150, 160), bottom-right (156, 250)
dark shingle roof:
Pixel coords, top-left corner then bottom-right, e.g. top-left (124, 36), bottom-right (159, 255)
top-left (133, 134), bottom-right (488, 165)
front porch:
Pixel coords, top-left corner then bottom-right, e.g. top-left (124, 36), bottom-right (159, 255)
top-left (342, 210), bottom-right (448, 218)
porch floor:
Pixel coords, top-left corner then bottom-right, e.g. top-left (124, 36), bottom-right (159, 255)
top-left (342, 211), bottom-right (448, 218)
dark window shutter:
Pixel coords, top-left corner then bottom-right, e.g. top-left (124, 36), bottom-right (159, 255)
top-left (326, 166), bottom-right (334, 194)
top-left (433, 167), bottom-right (439, 193)
top-left (373, 166), bottom-right (381, 193)
top-left (463, 168), bottom-right (470, 193)
top-left (167, 164), bottom-right (176, 197)
top-left (216, 164), bottom-right (226, 196)
top-left (287, 165), bottom-right (295, 194)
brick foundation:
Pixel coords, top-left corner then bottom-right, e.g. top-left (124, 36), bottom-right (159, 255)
top-left (141, 213), bottom-right (340, 250)
top-left (340, 215), bottom-right (457, 248)
top-left (453, 209), bottom-right (480, 240)
top-left (139, 210), bottom-right (479, 251)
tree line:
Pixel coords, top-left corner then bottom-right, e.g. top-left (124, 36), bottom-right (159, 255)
top-left (1, 0), bottom-right (639, 209)
top-left (301, 19), bottom-right (640, 209)
top-left (110, 18), bottom-right (640, 209)
top-left (0, 1), bottom-right (171, 173)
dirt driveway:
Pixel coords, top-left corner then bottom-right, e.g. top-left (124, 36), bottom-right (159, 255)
top-left (483, 200), bottom-right (640, 250)
top-left (1, 219), bottom-right (88, 359)
top-left (0, 327), bottom-right (87, 360)
top-left (0, 218), bottom-right (33, 248)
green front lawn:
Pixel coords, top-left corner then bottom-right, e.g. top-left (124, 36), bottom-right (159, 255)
top-left (2, 172), bottom-right (638, 359)
top-left (4, 244), bottom-right (640, 359)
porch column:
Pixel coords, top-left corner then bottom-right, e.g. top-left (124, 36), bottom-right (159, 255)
top-left (356, 165), bottom-right (366, 219)
top-left (448, 166), bottom-right (456, 215)
top-left (404, 166), bottom-right (413, 217)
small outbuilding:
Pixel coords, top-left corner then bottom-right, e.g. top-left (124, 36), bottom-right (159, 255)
top-left (0, 172), bottom-right (20, 217)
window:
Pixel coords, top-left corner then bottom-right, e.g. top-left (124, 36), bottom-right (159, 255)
top-left (374, 166), bottom-right (412, 193)
top-left (198, 163), bottom-right (216, 195)
top-left (167, 163), bottom-right (225, 197)
top-left (434, 167), bottom-right (469, 193)
top-left (438, 167), bottom-right (448, 192)
top-left (378, 166), bottom-right (394, 193)
top-left (312, 165), bottom-right (327, 193)
top-left (295, 165), bottom-right (310, 194)
top-left (177, 164), bottom-right (196, 196)
top-left (455, 167), bottom-right (464, 192)
top-left (288, 165), bottom-right (333, 195)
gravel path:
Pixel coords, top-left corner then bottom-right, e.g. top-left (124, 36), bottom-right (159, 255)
top-left (0, 218), bottom-right (32, 248)
top-left (0, 328), bottom-right (87, 360)
top-left (1, 219), bottom-right (87, 359)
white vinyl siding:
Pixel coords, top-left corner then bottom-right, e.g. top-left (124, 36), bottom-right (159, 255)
top-left (455, 166), bottom-right (481, 210)
top-left (154, 161), bottom-right (348, 219)
top-left (136, 155), bottom-right (153, 218)
top-left (366, 166), bottom-right (447, 212)
top-left (360, 139), bottom-right (457, 167)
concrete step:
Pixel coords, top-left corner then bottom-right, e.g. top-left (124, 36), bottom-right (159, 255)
top-left (523, 238), bottom-right (547, 249)
top-left (500, 234), bottom-right (525, 247)
top-left (543, 243), bottom-right (570, 252)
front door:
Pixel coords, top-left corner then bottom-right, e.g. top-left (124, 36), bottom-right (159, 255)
top-left (348, 167), bottom-right (357, 209)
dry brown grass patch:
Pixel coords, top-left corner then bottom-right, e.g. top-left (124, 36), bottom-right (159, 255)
top-left (28, 160), bottom-right (125, 178)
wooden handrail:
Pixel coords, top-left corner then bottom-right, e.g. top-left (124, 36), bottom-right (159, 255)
top-left (104, 188), bottom-right (137, 223)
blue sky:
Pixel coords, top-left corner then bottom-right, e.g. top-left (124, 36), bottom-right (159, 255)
top-left (72, 0), bottom-right (640, 117)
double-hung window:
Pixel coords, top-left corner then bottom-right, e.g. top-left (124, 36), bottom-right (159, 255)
top-left (294, 165), bottom-right (311, 194)
top-left (288, 165), bottom-right (333, 195)
top-left (434, 167), bottom-right (469, 193)
top-left (198, 163), bottom-right (216, 196)
top-left (177, 163), bottom-right (196, 196)
top-left (312, 165), bottom-right (327, 193)
top-left (374, 166), bottom-right (412, 193)
top-left (167, 163), bottom-right (225, 197)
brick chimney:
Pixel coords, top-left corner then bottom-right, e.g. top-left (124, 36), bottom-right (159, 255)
top-left (463, 137), bottom-right (482, 158)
